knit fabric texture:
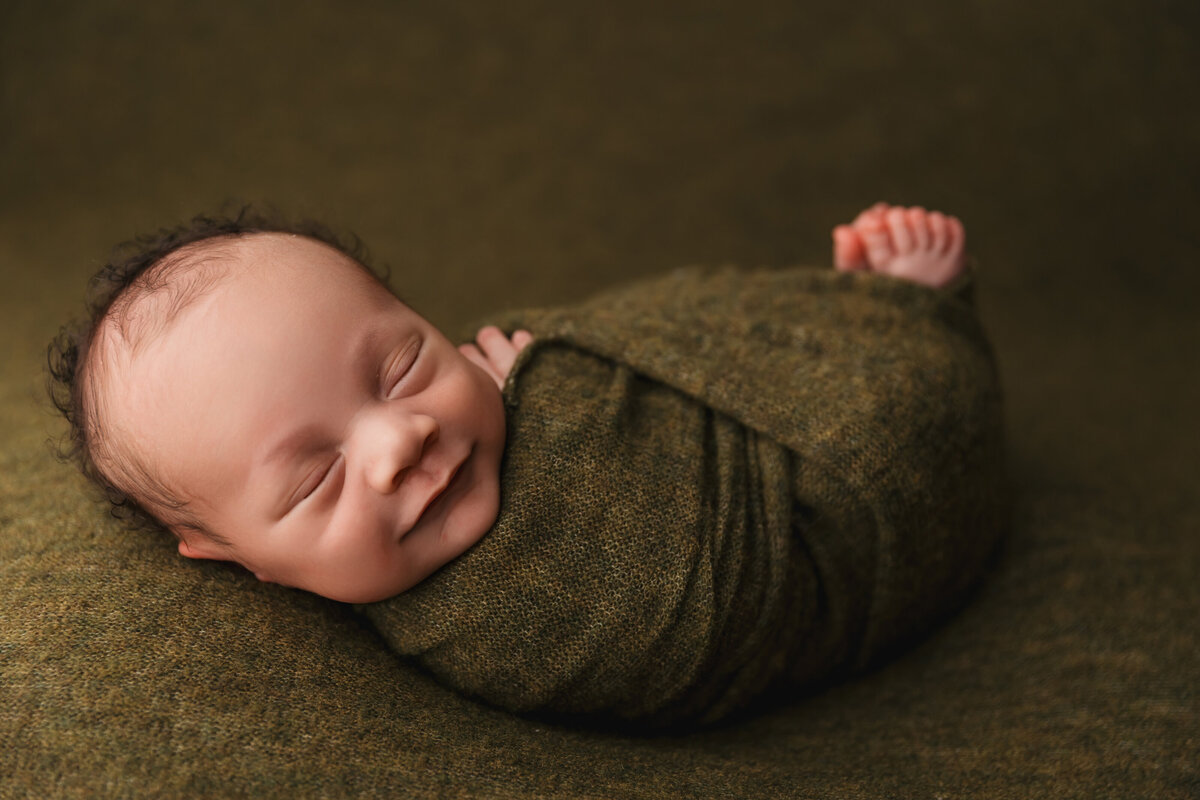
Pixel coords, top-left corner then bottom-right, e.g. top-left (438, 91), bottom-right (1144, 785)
top-left (357, 265), bottom-right (1009, 727)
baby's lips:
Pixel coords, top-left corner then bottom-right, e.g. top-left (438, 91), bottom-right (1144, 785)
top-left (397, 458), bottom-right (464, 538)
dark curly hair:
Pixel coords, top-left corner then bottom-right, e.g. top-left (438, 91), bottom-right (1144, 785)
top-left (46, 205), bottom-right (392, 543)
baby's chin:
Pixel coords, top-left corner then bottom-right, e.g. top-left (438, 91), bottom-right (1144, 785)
top-left (437, 457), bottom-right (503, 557)
top-left (369, 459), bottom-right (503, 603)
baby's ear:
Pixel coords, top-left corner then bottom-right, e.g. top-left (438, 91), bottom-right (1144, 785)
top-left (176, 535), bottom-right (276, 584)
top-left (177, 537), bottom-right (228, 562)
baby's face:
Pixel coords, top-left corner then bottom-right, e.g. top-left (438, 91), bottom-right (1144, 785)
top-left (108, 234), bottom-right (505, 603)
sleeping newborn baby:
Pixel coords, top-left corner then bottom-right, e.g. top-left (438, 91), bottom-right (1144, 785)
top-left (49, 203), bottom-right (1007, 727)
top-left (67, 223), bottom-right (525, 604)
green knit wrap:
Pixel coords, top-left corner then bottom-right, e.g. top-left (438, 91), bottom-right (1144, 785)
top-left (357, 266), bottom-right (1008, 727)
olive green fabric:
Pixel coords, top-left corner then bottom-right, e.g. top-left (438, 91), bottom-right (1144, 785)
top-left (361, 266), bottom-right (1007, 726)
top-left (3, 0), bottom-right (1198, 797)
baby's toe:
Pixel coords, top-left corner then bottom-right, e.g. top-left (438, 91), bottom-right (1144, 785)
top-left (833, 225), bottom-right (869, 272)
top-left (906, 207), bottom-right (931, 250)
top-left (858, 217), bottom-right (894, 269)
top-left (928, 211), bottom-right (949, 253)
top-left (944, 215), bottom-right (966, 258)
top-left (886, 207), bottom-right (915, 254)
top-left (853, 202), bottom-right (890, 226)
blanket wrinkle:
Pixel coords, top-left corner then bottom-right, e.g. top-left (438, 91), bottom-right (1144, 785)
top-left (358, 265), bottom-right (1008, 727)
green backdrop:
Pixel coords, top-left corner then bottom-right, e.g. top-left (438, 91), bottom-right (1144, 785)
top-left (2, 1), bottom-right (1197, 797)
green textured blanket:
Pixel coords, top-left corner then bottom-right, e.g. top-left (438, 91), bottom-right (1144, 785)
top-left (358, 266), bottom-right (1008, 727)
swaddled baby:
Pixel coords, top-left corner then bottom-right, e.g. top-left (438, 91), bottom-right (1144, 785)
top-left (48, 203), bottom-right (1007, 727)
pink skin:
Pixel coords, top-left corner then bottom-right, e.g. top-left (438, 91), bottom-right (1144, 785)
top-left (832, 202), bottom-right (966, 288)
top-left (96, 233), bottom-right (532, 604)
top-left (458, 327), bottom-right (533, 388)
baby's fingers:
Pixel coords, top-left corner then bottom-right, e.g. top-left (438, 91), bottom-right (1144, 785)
top-left (511, 329), bottom-right (534, 351)
top-left (472, 326), bottom-right (534, 388)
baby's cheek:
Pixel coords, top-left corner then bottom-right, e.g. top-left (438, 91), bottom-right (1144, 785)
top-left (454, 363), bottom-right (502, 415)
top-left (319, 499), bottom-right (380, 560)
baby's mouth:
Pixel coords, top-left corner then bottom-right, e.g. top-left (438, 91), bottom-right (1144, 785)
top-left (401, 458), bottom-right (465, 538)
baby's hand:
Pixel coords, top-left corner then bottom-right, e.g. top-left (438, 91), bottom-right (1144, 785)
top-left (458, 326), bottom-right (534, 389)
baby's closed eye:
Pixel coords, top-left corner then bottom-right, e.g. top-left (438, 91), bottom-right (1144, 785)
top-left (381, 337), bottom-right (422, 398)
top-left (290, 455), bottom-right (344, 511)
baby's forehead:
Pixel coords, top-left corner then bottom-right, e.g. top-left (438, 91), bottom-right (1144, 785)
top-left (105, 233), bottom-right (366, 349)
top-left (100, 237), bottom-right (235, 357)
top-left (86, 234), bottom-right (368, 449)
top-left (200, 232), bottom-right (384, 297)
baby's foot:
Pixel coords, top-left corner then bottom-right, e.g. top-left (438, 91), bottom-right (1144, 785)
top-left (833, 203), bottom-right (966, 288)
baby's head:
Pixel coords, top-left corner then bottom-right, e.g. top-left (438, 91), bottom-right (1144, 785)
top-left (48, 211), bottom-right (506, 603)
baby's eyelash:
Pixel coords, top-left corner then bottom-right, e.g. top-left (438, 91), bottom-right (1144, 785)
top-left (382, 339), bottom-right (421, 396)
top-left (296, 456), bottom-right (343, 506)
top-left (303, 464), bottom-right (331, 499)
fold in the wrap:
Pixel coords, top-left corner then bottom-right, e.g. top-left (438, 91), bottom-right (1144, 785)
top-left (357, 266), bottom-right (1008, 727)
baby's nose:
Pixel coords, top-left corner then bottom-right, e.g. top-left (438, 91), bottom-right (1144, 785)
top-left (362, 411), bottom-right (438, 495)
